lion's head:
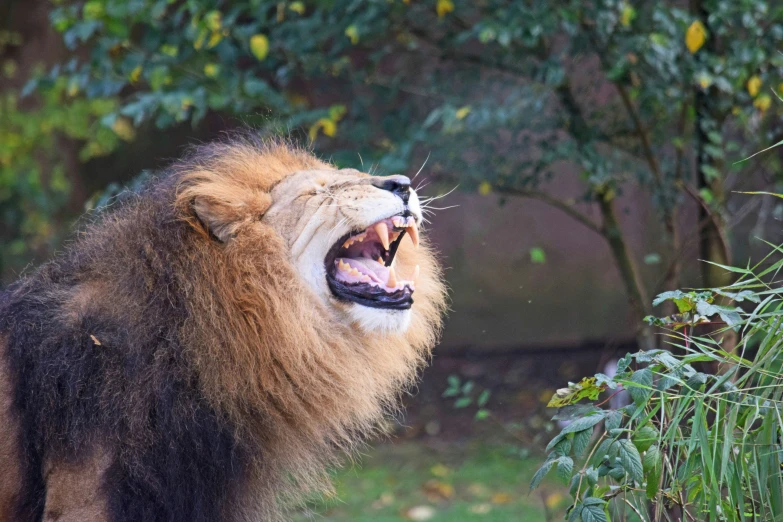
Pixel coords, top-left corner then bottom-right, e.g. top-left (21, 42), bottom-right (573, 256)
top-left (175, 137), bottom-right (441, 336)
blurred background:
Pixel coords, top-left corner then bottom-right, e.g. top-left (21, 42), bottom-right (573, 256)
top-left (3, 0), bottom-right (783, 519)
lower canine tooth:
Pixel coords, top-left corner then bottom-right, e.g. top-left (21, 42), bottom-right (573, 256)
top-left (387, 266), bottom-right (397, 287)
top-left (413, 264), bottom-right (420, 284)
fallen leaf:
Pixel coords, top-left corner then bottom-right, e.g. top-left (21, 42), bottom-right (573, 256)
top-left (422, 479), bottom-right (454, 501)
top-left (545, 492), bottom-right (564, 509)
top-left (491, 492), bottom-right (512, 504)
top-left (404, 505), bottom-right (436, 521)
top-left (430, 463), bottom-right (451, 477)
top-left (470, 503), bottom-right (492, 514)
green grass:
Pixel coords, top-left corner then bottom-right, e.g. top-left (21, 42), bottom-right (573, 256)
top-left (293, 440), bottom-right (570, 521)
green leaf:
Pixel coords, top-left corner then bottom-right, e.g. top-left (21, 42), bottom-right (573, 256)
top-left (617, 439), bottom-right (644, 483)
top-left (530, 458), bottom-right (556, 490)
top-left (567, 503), bottom-right (583, 522)
top-left (530, 247), bottom-right (546, 264)
top-left (454, 397), bottom-right (472, 408)
top-left (581, 497), bottom-right (608, 522)
top-left (627, 369), bottom-right (653, 406)
top-left (643, 445), bottom-right (662, 499)
top-left (573, 428), bottom-right (592, 457)
top-left (552, 437), bottom-right (572, 457)
top-left (604, 410), bottom-right (623, 431)
top-left (477, 389), bottom-right (490, 407)
top-left (632, 425), bottom-right (658, 452)
top-left (557, 456), bottom-right (574, 484)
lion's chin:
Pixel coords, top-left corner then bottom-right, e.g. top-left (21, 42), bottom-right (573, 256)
top-left (345, 305), bottom-right (413, 334)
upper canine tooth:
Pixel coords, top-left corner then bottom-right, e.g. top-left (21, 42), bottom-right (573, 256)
top-left (387, 266), bottom-right (397, 288)
top-left (407, 222), bottom-right (420, 248)
top-left (374, 222), bottom-right (390, 250)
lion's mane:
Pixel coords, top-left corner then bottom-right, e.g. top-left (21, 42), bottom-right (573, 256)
top-left (0, 137), bottom-right (446, 521)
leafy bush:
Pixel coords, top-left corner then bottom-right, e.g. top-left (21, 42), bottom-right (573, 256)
top-left (534, 245), bottom-right (783, 521)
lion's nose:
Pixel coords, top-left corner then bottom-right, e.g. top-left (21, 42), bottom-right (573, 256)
top-left (372, 175), bottom-right (411, 203)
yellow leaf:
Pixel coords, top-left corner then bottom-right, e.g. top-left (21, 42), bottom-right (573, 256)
top-left (620, 4), bottom-right (636, 27)
top-left (328, 104), bottom-right (347, 121)
top-left (436, 0), bottom-right (454, 17)
top-left (289, 1), bottom-right (305, 14)
top-left (160, 44), bottom-right (178, 57)
top-left (207, 31), bottom-right (223, 49)
top-left (66, 78), bottom-right (80, 97)
top-left (309, 118), bottom-right (337, 141)
top-left (111, 117), bottom-right (136, 141)
top-left (203, 63), bottom-right (220, 78)
top-left (696, 73), bottom-right (712, 90)
top-left (204, 10), bottom-right (222, 31)
top-left (129, 65), bottom-right (142, 83)
top-left (455, 106), bottom-right (471, 120)
top-left (193, 28), bottom-right (208, 50)
top-left (422, 479), bottom-right (454, 501)
top-left (345, 25), bottom-right (359, 45)
top-left (747, 75), bottom-right (762, 97)
top-left (545, 492), bottom-right (564, 509)
top-left (478, 181), bottom-right (492, 196)
top-left (430, 464), bottom-right (451, 477)
top-left (685, 20), bottom-right (706, 54)
top-left (181, 96), bottom-right (194, 110)
top-left (249, 34), bottom-right (269, 61)
top-left (491, 493), bottom-right (512, 504)
top-left (754, 94), bottom-right (771, 112)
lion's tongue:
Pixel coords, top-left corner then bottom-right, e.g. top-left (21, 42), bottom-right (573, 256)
top-left (336, 258), bottom-right (392, 287)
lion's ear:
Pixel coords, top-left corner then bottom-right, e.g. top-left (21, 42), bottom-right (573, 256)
top-left (192, 192), bottom-right (272, 242)
top-left (192, 197), bottom-right (242, 242)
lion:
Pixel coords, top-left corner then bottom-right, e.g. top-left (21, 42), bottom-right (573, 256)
top-left (0, 135), bottom-right (446, 522)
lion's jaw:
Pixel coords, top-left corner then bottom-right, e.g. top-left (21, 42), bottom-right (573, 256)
top-left (264, 168), bottom-right (424, 334)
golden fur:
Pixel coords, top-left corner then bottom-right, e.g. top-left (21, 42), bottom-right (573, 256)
top-left (173, 139), bottom-right (446, 505)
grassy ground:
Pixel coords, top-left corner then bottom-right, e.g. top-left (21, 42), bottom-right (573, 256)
top-left (293, 440), bottom-right (570, 521)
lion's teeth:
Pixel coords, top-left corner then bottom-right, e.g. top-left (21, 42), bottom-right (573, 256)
top-left (376, 256), bottom-right (384, 264)
top-left (407, 221), bottom-right (419, 248)
top-left (374, 222), bottom-right (390, 250)
top-left (387, 266), bottom-right (397, 288)
top-left (413, 264), bottom-right (420, 285)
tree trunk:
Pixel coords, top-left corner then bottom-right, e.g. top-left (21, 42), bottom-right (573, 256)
top-left (596, 187), bottom-right (656, 351)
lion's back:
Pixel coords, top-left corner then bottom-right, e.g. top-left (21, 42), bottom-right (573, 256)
top-left (0, 216), bottom-right (261, 522)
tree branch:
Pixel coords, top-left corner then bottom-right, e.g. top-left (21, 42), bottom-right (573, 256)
top-left (494, 186), bottom-right (604, 236)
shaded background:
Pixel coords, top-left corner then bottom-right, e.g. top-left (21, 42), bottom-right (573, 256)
top-left (3, 0), bottom-right (783, 519)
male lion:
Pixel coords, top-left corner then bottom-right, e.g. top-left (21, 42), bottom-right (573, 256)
top-left (0, 136), bottom-right (446, 522)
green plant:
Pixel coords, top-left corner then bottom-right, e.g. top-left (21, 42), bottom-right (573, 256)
top-left (443, 374), bottom-right (491, 420)
top-left (533, 241), bottom-right (783, 521)
top-left (9, 0), bottom-right (783, 339)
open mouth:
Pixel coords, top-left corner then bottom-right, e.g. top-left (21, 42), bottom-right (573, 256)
top-left (325, 213), bottom-right (420, 310)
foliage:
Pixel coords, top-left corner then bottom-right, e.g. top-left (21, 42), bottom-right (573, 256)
top-left (533, 243), bottom-right (783, 521)
top-left (5, 0), bottom-right (783, 304)
top-left (443, 374), bottom-right (491, 420)
top-left (0, 70), bottom-right (121, 275)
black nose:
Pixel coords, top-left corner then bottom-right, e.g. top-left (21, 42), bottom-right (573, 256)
top-left (372, 175), bottom-right (411, 203)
